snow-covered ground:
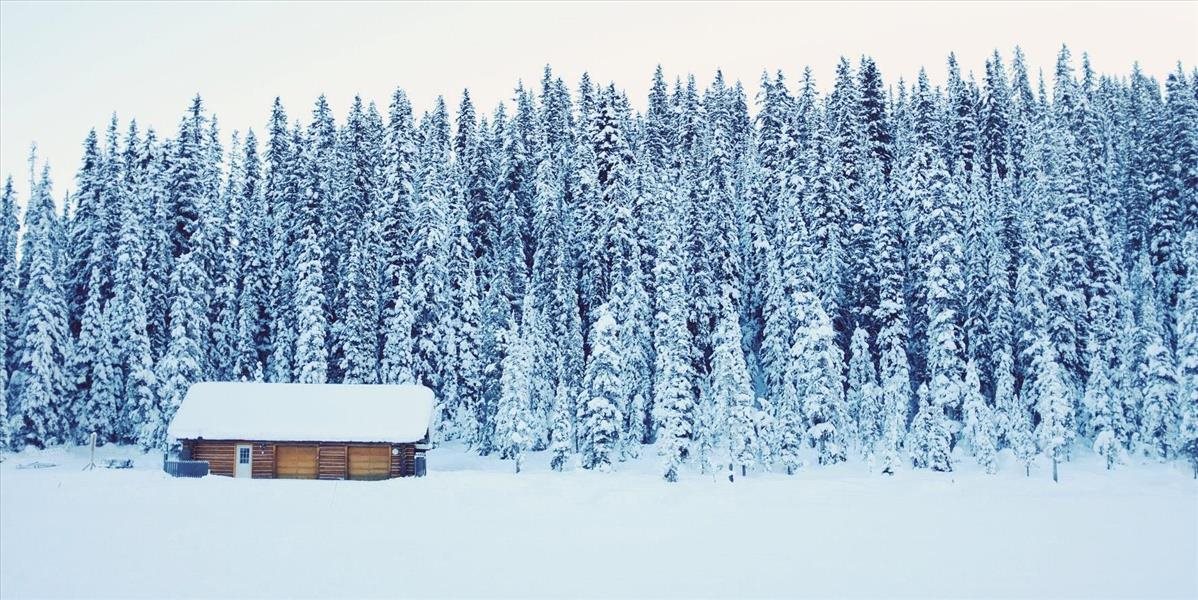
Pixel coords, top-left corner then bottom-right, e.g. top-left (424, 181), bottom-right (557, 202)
top-left (1, 444), bottom-right (1195, 599)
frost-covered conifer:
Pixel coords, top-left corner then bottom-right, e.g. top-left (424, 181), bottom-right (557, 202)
top-left (908, 382), bottom-right (952, 471)
top-left (293, 226), bottom-right (327, 384)
top-left (496, 297), bottom-right (534, 472)
top-left (1176, 234), bottom-right (1198, 477)
top-left (1031, 338), bottom-right (1073, 482)
top-left (711, 292), bottom-right (756, 478)
top-left (11, 167), bottom-right (71, 447)
top-left (581, 304), bottom-right (623, 471)
top-left (961, 360), bottom-right (997, 473)
top-left (652, 208), bottom-right (694, 481)
top-left (548, 358), bottom-right (573, 472)
top-left (848, 326), bottom-right (881, 458)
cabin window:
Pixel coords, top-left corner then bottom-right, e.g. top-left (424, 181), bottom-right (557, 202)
top-left (238, 447), bottom-right (251, 464)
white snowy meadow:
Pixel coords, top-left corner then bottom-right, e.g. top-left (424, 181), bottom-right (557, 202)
top-left (1, 443), bottom-right (1195, 599)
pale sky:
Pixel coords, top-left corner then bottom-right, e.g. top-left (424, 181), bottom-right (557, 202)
top-left (1, 1), bottom-right (1196, 205)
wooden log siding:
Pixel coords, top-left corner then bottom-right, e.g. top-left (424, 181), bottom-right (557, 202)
top-left (187, 440), bottom-right (236, 477)
top-left (391, 445), bottom-right (416, 477)
top-left (182, 440), bottom-right (418, 479)
top-left (252, 443), bottom-right (275, 478)
top-left (318, 445), bottom-right (348, 480)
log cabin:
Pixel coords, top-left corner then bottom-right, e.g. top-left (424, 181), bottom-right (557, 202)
top-left (166, 382), bottom-right (435, 480)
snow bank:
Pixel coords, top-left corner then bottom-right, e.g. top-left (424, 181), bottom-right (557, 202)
top-left (166, 382), bottom-right (434, 443)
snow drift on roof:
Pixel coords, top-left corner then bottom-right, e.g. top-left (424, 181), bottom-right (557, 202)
top-left (166, 382), bottom-right (435, 443)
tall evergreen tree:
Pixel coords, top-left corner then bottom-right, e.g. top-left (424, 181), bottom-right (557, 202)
top-left (10, 167), bottom-right (70, 447)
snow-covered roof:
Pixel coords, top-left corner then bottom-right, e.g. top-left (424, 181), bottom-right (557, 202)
top-left (167, 382), bottom-right (435, 443)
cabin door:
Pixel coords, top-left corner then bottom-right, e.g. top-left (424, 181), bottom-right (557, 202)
top-left (235, 444), bottom-right (253, 478)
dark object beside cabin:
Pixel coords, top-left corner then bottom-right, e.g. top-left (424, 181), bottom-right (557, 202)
top-left (164, 459), bottom-right (209, 477)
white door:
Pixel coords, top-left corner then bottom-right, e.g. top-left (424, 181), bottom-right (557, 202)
top-left (235, 444), bottom-right (253, 478)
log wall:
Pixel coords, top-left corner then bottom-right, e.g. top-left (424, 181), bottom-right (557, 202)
top-left (181, 440), bottom-right (418, 479)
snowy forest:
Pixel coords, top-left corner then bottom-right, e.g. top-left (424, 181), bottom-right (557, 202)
top-left (1, 46), bottom-right (1196, 481)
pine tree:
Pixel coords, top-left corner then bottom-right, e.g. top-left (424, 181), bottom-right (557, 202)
top-left (908, 383), bottom-right (952, 471)
top-left (1138, 297), bottom-right (1177, 459)
top-left (496, 296), bottom-right (534, 473)
top-left (0, 178), bottom-right (18, 448)
top-left (923, 154), bottom-right (967, 430)
top-left (233, 130), bottom-right (270, 381)
top-left (548, 357), bottom-right (573, 471)
top-left (339, 220), bottom-right (382, 384)
top-left (144, 250), bottom-right (207, 450)
top-left (790, 289), bottom-right (847, 465)
top-left (1087, 343), bottom-right (1126, 470)
top-left (652, 205), bottom-right (694, 481)
top-left (108, 129), bottom-right (156, 443)
top-left (293, 225), bottom-right (328, 384)
top-left (847, 326), bottom-right (881, 458)
top-left (10, 167), bottom-right (70, 447)
top-left (961, 360), bottom-right (997, 473)
top-left (581, 303), bottom-right (623, 471)
top-left (711, 291), bottom-right (756, 478)
top-left (1031, 337), bottom-right (1073, 482)
top-left (878, 322), bottom-right (910, 475)
top-left (1176, 233), bottom-right (1198, 477)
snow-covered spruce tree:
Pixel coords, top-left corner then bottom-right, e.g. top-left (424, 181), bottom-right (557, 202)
top-left (410, 100), bottom-right (456, 429)
top-left (378, 89), bottom-right (418, 388)
top-left (445, 194), bottom-right (484, 443)
top-left (711, 291), bottom-right (756, 479)
top-left (496, 297), bottom-right (534, 473)
top-left (873, 173), bottom-right (910, 475)
top-left (71, 261), bottom-right (118, 441)
top-left (0, 178), bottom-right (18, 449)
top-left (10, 167), bottom-right (71, 448)
top-left (877, 324), bottom-right (910, 475)
top-left (209, 127), bottom-right (243, 382)
top-left (651, 206), bottom-right (695, 482)
top-left (106, 139), bottom-right (157, 443)
top-left (961, 360), bottom-right (997, 473)
top-left (379, 264), bottom-right (416, 386)
top-left (143, 249), bottom-right (208, 450)
top-left (1030, 334), bottom-right (1073, 482)
top-left (1086, 341), bottom-right (1126, 470)
top-left (908, 383), bottom-right (952, 471)
top-left (338, 219), bottom-right (382, 385)
top-left (293, 225), bottom-right (327, 384)
top-left (1138, 296), bottom-right (1177, 460)
top-left (790, 289), bottom-right (847, 466)
top-left (1177, 234), bottom-right (1198, 477)
top-left (548, 357), bottom-right (573, 471)
top-left (232, 131), bottom-right (271, 382)
top-left (581, 303), bottom-right (623, 472)
top-left (848, 326), bottom-right (882, 460)
top-left (612, 250), bottom-right (652, 458)
top-left (923, 154), bottom-right (967, 435)
top-left (63, 129), bottom-right (103, 339)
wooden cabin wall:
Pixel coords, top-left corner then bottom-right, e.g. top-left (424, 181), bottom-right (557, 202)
top-left (391, 444), bottom-right (416, 477)
top-left (186, 440), bottom-right (236, 477)
top-left (181, 440), bottom-right (418, 479)
top-left (318, 445), bottom-right (348, 480)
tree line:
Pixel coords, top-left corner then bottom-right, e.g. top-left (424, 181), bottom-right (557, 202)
top-left (1, 46), bottom-right (1196, 480)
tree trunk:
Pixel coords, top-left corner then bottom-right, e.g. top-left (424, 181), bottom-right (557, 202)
top-left (1052, 456), bottom-right (1058, 483)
